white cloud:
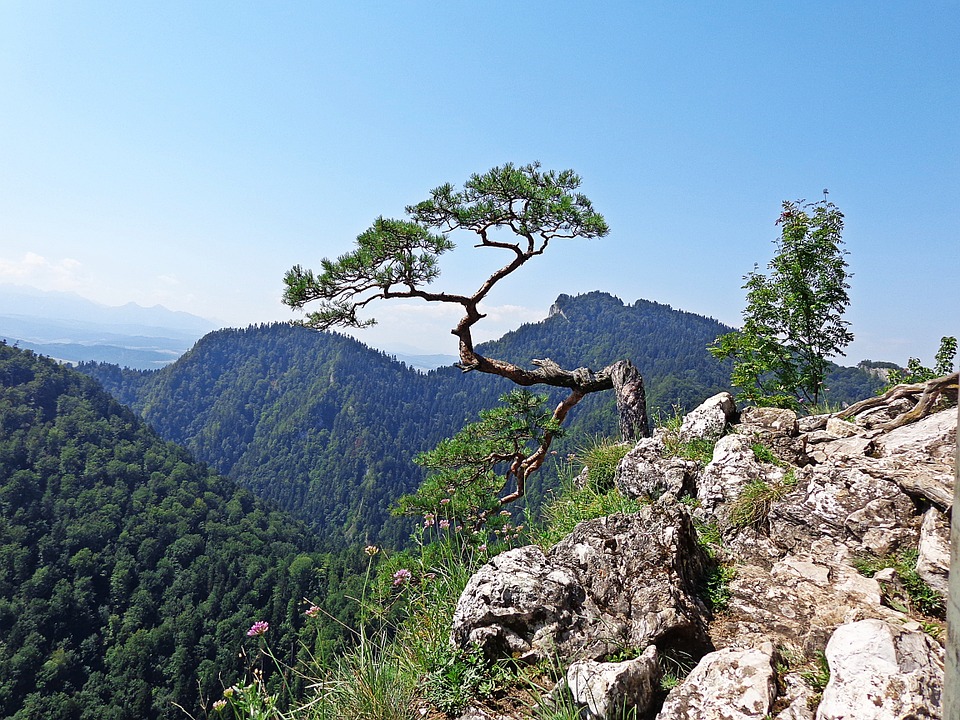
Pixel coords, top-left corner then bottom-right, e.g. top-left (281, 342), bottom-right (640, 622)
top-left (0, 252), bottom-right (87, 291)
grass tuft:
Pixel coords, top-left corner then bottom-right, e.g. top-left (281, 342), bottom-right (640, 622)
top-left (851, 549), bottom-right (945, 618)
top-left (727, 471), bottom-right (797, 531)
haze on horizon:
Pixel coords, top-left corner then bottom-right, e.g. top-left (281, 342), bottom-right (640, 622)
top-left (1, 3), bottom-right (956, 366)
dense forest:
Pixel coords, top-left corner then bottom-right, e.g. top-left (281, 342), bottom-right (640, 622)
top-left (79, 292), bottom-right (885, 548)
top-left (0, 343), bottom-right (365, 719)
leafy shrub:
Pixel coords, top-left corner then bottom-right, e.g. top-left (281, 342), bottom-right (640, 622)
top-left (421, 645), bottom-right (514, 716)
top-left (701, 563), bottom-right (736, 612)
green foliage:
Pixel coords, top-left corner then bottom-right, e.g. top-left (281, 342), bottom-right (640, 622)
top-left (727, 471), bottom-right (797, 531)
top-left (799, 651), bottom-right (831, 692)
top-left (885, 336), bottom-right (957, 387)
top-left (283, 163), bottom-right (609, 332)
top-left (397, 390), bottom-right (561, 530)
top-left (76, 296), bottom-right (884, 550)
top-left (534, 456), bottom-right (646, 549)
top-left (851, 550), bottom-right (945, 617)
top-left (658, 648), bottom-right (698, 692)
top-left (421, 645), bottom-right (514, 716)
top-left (751, 442), bottom-right (784, 467)
top-left (0, 344), bottom-right (338, 719)
top-left (701, 564), bottom-right (736, 612)
top-left (710, 199), bottom-right (853, 408)
top-left (694, 520), bottom-right (723, 554)
top-left (577, 438), bottom-right (632, 490)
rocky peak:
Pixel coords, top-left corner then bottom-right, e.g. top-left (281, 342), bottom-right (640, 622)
top-left (450, 377), bottom-right (957, 719)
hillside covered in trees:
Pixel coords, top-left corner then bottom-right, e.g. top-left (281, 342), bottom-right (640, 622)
top-left (79, 292), bottom-right (884, 548)
top-left (0, 343), bottom-right (361, 719)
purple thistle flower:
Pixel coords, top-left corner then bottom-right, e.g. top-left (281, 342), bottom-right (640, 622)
top-left (246, 620), bottom-right (269, 637)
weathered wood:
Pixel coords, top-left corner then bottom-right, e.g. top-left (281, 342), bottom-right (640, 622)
top-left (610, 360), bottom-right (649, 441)
top-left (881, 372), bottom-right (958, 431)
top-left (837, 373), bottom-right (958, 430)
top-left (945, 402), bottom-right (960, 720)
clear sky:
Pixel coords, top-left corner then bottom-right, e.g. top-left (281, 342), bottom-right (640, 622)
top-left (1, 2), bottom-right (956, 365)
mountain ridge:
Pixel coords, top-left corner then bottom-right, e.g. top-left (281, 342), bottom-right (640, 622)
top-left (78, 292), bottom-right (885, 547)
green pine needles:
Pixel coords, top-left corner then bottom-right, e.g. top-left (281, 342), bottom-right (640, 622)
top-left (395, 389), bottom-right (562, 531)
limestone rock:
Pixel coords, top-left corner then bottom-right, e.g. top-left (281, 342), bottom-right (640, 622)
top-left (740, 406), bottom-right (799, 437)
top-left (797, 414), bottom-right (829, 433)
top-left (548, 506), bottom-right (711, 659)
top-left (697, 434), bottom-right (764, 515)
top-left (566, 646), bottom-right (659, 720)
top-left (615, 434), bottom-right (698, 500)
top-left (451, 506), bottom-right (710, 661)
top-left (824, 417), bottom-right (859, 438)
top-left (871, 407), bottom-right (956, 462)
top-left (815, 619), bottom-right (944, 720)
top-left (656, 642), bottom-right (778, 720)
top-left (678, 391), bottom-right (736, 444)
top-left (774, 673), bottom-right (817, 720)
top-left (806, 435), bottom-right (874, 464)
top-left (915, 506), bottom-right (950, 597)
top-left (712, 551), bottom-right (901, 655)
top-left (450, 545), bottom-right (583, 661)
top-left (768, 464), bottom-right (919, 555)
top-left (739, 406), bottom-right (808, 466)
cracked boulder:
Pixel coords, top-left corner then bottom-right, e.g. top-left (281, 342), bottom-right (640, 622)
top-left (615, 433), bottom-right (699, 500)
top-left (565, 646), bottom-right (660, 720)
top-left (677, 391), bottom-right (736, 444)
top-left (816, 619), bottom-right (944, 720)
top-left (656, 642), bottom-right (778, 720)
top-left (451, 503), bottom-right (711, 662)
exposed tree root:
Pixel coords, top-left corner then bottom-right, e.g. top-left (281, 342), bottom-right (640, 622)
top-left (836, 372), bottom-right (958, 431)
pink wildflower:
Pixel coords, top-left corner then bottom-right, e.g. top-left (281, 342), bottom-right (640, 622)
top-left (246, 620), bottom-right (269, 637)
top-left (392, 568), bottom-right (412, 586)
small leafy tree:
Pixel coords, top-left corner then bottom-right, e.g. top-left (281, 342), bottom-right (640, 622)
top-left (283, 163), bottom-right (649, 504)
top-left (885, 336), bottom-right (957, 387)
top-left (709, 198), bottom-right (853, 408)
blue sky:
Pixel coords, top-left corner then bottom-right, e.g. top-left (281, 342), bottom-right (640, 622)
top-left (1, 2), bottom-right (956, 365)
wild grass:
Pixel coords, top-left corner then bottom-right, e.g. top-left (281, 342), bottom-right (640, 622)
top-left (851, 549), bottom-right (945, 618)
top-left (726, 470), bottom-right (797, 532)
top-left (534, 440), bottom-right (646, 549)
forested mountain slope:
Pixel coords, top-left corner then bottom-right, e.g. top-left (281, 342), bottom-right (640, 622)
top-left (0, 343), bottom-right (341, 719)
top-left (79, 292), bottom-right (884, 548)
top-left (82, 327), bottom-right (507, 548)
